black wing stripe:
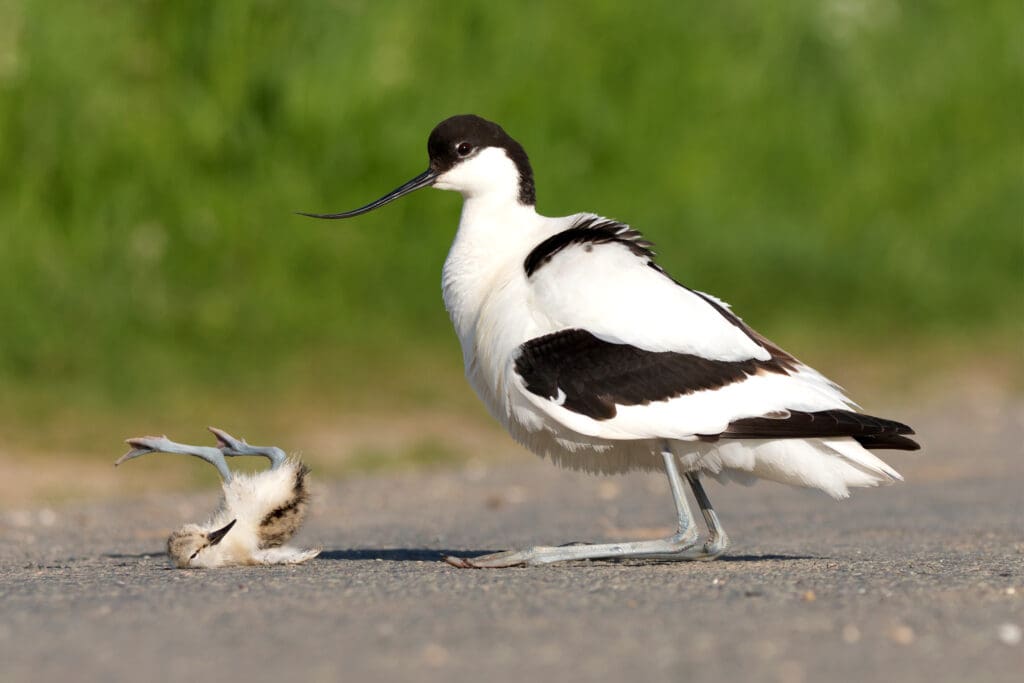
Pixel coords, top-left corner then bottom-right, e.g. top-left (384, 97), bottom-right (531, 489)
top-left (524, 216), bottom-right (655, 277)
top-left (515, 329), bottom-right (788, 421)
top-left (724, 410), bottom-right (920, 450)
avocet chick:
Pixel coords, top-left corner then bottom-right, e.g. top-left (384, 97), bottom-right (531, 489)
top-left (115, 427), bottom-right (320, 568)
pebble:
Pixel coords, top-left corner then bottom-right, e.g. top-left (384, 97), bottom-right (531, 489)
top-left (889, 624), bottom-right (915, 645)
top-left (597, 481), bottom-right (620, 501)
top-left (421, 643), bottom-right (450, 667)
top-left (997, 623), bottom-right (1021, 646)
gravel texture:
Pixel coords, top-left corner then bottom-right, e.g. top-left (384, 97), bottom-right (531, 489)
top-left (1, 398), bottom-right (1021, 682)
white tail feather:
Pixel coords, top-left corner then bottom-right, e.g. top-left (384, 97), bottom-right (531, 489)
top-left (702, 437), bottom-right (901, 500)
top-left (822, 438), bottom-right (904, 482)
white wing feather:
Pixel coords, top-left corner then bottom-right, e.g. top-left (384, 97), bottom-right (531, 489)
top-left (528, 223), bottom-right (769, 361)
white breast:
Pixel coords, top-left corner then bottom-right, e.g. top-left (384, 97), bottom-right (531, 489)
top-left (441, 200), bottom-right (565, 425)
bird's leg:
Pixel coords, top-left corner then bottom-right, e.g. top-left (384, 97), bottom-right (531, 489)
top-left (686, 473), bottom-right (730, 558)
top-left (444, 447), bottom-right (702, 568)
top-left (627, 471), bottom-right (730, 560)
top-left (116, 435), bottom-right (234, 482)
top-left (207, 427), bottom-right (287, 470)
top-left (116, 427), bottom-right (289, 478)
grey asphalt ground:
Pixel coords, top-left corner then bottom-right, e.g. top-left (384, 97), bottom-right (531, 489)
top-left (2, 396), bottom-right (1022, 683)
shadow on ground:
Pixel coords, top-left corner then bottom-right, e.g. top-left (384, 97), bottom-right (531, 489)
top-left (317, 548), bottom-right (816, 563)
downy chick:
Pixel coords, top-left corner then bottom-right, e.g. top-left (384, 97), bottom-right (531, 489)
top-left (116, 427), bottom-right (320, 568)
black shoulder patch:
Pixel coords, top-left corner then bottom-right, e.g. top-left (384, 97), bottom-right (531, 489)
top-left (723, 410), bottom-right (920, 450)
top-left (514, 329), bottom-right (788, 420)
top-left (524, 216), bottom-right (656, 277)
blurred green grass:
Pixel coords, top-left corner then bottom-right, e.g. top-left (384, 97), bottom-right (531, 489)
top-left (0, 0), bottom-right (1020, 454)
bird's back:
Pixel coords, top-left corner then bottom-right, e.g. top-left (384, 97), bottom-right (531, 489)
top-left (220, 459), bottom-right (311, 549)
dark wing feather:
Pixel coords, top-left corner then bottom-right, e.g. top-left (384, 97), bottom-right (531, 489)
top-left (515, 329), bottom-right (787, 421)
top-left (724, 410), bottom-right (920, 450)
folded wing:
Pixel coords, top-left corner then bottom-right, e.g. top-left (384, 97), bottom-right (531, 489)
top-left (513, 214), bottom-right (918, 451)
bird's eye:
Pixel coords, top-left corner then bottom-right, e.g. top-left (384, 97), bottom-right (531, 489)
top-left (456, 142), bottom-right (473, 157)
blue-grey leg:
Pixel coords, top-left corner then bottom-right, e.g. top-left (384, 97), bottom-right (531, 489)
top-left (115, 427), bottom-right (287, 480)
top-left (686, 473), bottom-right (730, 558)
top-left (207, 427), bottom-right (287, 469)
top-left (116, 435), bottom-right (234, 482)
top-left (618, 456), bottom-right (731, 560)
top-left (444, 447), bottom-right (701, 568)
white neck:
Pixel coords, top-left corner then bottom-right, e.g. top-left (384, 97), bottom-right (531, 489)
top-left (442, 196), bottom-right (541, 337)
top-left (440, 193), bottom-right (554, 419)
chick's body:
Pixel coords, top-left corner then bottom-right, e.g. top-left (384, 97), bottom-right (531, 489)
top-left (167, 460), bottom-right (318, 568)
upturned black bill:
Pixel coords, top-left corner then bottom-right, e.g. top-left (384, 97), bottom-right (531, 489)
top-left (298, 168), bottom-right (438, 219)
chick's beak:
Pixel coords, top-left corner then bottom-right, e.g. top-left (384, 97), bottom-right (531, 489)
top-left (207, 519), bottom-right (237, 546)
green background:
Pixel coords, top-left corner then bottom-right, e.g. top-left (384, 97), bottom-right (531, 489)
top-left (0, 0), bottom-right (1020, 457)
